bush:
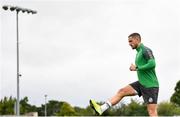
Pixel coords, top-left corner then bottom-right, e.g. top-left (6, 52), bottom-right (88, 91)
top-left (158, 101), bottom-right (180, 116)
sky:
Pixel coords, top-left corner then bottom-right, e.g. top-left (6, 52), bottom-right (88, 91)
top-left (0, 0), bottom-right (180, 108)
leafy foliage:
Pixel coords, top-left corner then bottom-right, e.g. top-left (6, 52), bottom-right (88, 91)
top-left (158, 101), bottom-right (180, 116)
top-left (171, 80), bottom-right (180, 106)
top-left (0, 96), bottom-right (16, 115)
top-left (55, 102), bottom-right (77, 116)
top-left (102, 99), bottom-right (148, 116)
top-left (74, 106), bottom-right (94, 116)
top-left (1, 81), bottom-right (180, 117)
top-left (20, 97), bottom-right (37, 114)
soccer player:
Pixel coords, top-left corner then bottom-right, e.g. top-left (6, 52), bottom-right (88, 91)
top-left (90, 33), bottom-right (159, 116)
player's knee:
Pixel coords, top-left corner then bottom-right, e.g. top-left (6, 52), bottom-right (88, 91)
top-left (148, 106), bottom-right (157, 116)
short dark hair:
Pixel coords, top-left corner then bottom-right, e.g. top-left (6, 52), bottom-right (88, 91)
top-left (128, 33), bottom-right (141, 41)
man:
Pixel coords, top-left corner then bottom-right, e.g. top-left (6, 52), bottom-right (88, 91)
top-left (90, 33), bottom-right (159, 116)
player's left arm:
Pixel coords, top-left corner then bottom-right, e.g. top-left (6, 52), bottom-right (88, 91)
top-left (136, 48), bottom-right (156, 71)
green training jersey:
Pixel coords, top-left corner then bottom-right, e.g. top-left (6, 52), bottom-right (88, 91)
top-left (135, 43), bottom-right (159, 88)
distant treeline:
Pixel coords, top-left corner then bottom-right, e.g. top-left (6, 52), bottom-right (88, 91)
top-left (0, 80), bottom-right (180, 116)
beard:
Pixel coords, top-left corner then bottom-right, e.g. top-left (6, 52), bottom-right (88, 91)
top-left (130, 44), bottom-right (138, 49)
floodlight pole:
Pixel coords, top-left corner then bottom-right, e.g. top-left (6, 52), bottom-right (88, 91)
top-left (2, 5), bottom-right (37, 116)
top-left (45, 95), bottom-right (47, 117)
top-left (16, 10), bottom-right (20, 116)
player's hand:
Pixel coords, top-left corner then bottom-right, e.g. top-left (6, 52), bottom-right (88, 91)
top-left (129, 64), bottom-right (136, 71)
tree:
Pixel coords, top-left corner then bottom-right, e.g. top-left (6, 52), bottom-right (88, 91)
top-left (46, 100), bottom-right (63, 116)
top-left (20, 97), bottom-right (37, 114)
top-left (74, 106), bottom-right (94, 116)
top-left (158, 101), bottom-right (180, 116)
top-left (171, 80), bottom-right (180, 106)
top-left (0, 96), bottom-right (16, 115)
top-left (37, 100), bottom-right (65, 116)
top-left (56, 102), bottom-right (77, 116)
top-left (99, 99), bottom-right (148, 116)
top-left (120, 99), bottom-right (148, 116)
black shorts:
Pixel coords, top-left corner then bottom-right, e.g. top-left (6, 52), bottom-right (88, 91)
top-left (130, 81), bottom-right (159, 104)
